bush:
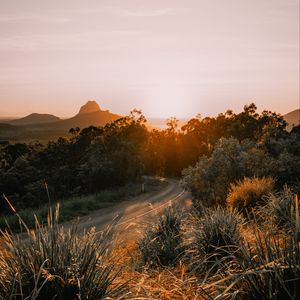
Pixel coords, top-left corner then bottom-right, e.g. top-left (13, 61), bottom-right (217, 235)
top-left (210, 231), bottom-right (300, 300)
top-left (261, 186), bottom-right (296, 231)
top-left (182, 138), bottom-right (245, 207)
top-left (190, 207), bottom-right (243, 258)
top-left (227, 177), bottom-right (274, 216)
top-left (182, 138), bottom-right (273, 208)
top-left (0, 207), bottom-right (126, 299)
top-left (138, 206), bottom-right (183, 267)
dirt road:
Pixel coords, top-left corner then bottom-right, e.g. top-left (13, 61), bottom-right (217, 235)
top-left (69, 178), bottom-right (191, 238)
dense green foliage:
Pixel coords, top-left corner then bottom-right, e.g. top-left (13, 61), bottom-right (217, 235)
top-left (1, 103), bottom-right (299, 217)
top-left (182, 105), bottom-right (300, 208)
top-left (0, 110), bottom-right (148, 214)
top-left (136, 103), bottom-right (300, 297)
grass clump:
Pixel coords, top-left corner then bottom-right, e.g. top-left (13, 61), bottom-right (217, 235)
top-left (227, 177), bottom-right (274, 217)
top-left (0, 205), bottom-right (127, 300)
top-left (191, 207), bottom-right (243, 258)
top-left (138, 206), bottom-right (183, 267)
top-left (261, 186), bottom-right (296, 232)
top-left (210, 231), bottom-right (300, 300)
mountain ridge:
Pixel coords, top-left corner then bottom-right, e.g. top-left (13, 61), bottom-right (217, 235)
top-left (2, 100), bottom-right (121, 141)
top-left (7, 100), bottom-right (121, 129)
top-left (78, 100), bottom-right (101, 115)
top-left (2, 105), bottom-right (299, 141)
top-left (9, 113), bottom-right (61, 126)
top-left (283, 109), bottom-right (300, 131)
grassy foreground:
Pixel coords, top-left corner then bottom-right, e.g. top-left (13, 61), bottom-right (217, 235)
top-left (1, 201), bottom-right (299, 299)
top-left (0, 179), bottom-right (299, 299)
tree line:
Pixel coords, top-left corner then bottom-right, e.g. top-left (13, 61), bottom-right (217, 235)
top-left (0, 103), bottom-right (299, 214)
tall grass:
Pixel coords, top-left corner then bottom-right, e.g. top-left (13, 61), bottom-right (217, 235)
top-left (260, 186), bottom-right (296, 232)
top-left (183, 207), bottom-right (243, 277)
top-left (1, 183), bottom-right (299, 299)
top-left (138, 206), bottom-right (183, 267)
top-left (190, 207), bottom-right (243, 256)
top-left (205, 230), bottom-right (300, 300)
top-left (203, 194), bottom-right (300, 300)
top-left (0, 202), bottom-right (127, 299)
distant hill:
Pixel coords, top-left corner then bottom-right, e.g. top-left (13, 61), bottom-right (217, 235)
top-left (0, 123), bottom-right (22, 134)
top-left (1, 100), bottom-right (122, 142)
top-left (9, 113), bottom-right (61, 126)
top-left (0, 123), bottom-right (27, 141)
top-left (78, 100), bottom-right (101, 115)
top-left (56, 100), bottom-right (120, 130)
top-left (284, 109), bottom-right (300, 131)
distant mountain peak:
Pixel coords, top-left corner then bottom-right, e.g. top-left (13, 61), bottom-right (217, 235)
top-left (284, 108), bottom-right (300, 131)
top-left (9, 113), bottom-right (61, 126)
top-left (78, 100), bottom-right (101, 115)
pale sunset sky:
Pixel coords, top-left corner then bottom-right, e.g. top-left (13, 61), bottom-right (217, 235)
top-left (0, 0), bottom-right (299, 118)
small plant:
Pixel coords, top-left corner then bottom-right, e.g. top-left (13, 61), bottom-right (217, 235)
top-left (0, 202), bottom-right (126, 300)
top-left (138, 206), bottom-right (183, 267)
top-left (191, 207), bottom-right (243, 258)
top-left (261, 186), bottom-right (295, 231)
top-left (208, 230), bottom-right (300, 300)
top-left (227, 177), bottom-right (274, 216)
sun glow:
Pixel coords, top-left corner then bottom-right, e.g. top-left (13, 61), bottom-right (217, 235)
top-left (0, 0), bottom-right (298, 118)
top-left (143, 88), bottom-right (191, 118)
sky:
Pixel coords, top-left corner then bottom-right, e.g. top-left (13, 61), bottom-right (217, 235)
top-left (0, 0), bottom-right (299, 118)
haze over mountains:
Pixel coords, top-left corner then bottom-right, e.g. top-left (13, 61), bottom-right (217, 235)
top-left (9, 100), bottom-right (120, 128)
top-left (0, 101), bottom-right (121, 142)
top-left (284, 109), bottom-right (300, 131)
top-left (9, 114), bottom-right (62, 126)
top-left (0, 101), bottom-right (299, 142)
top-left (57, 101), bottom-right (120, 130)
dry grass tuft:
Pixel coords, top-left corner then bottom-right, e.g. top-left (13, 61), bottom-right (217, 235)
top-left (227, 177), bottom-right (274, 216)
top-left (0, 203), bottom-right (127, 300)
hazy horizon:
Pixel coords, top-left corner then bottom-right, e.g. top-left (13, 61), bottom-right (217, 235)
top-left (0, 0), bottom-right (299, 118)
top-left (0, 100), bottom-right (299, 122)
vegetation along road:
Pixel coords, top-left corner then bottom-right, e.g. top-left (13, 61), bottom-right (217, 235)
top-left (66, 178), bottom-right (191, 238)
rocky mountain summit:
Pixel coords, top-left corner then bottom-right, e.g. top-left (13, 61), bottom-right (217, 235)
top-left (78, 100), bottom-right (101, 115)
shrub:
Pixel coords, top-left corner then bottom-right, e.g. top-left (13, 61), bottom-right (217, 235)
top-left (182, 138), bottom-right (245, 207)
top-left (261, 186), bottom-right (296, 231)
top-left (182, 138), bottom-right (273, 208)
top-left (209, 231), bottom-right (300, 300)
top-left (0, 206), bottom-right (126, 300)
top-left (191, 207), bottom-right (243, 258)
top-left (138, 206), bottom-right (183, 267)
top-left (227, 177), bottom-right (274, 216)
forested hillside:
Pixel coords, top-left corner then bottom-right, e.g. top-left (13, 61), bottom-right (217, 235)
top-left (1, 103), bottom-right (299, 215)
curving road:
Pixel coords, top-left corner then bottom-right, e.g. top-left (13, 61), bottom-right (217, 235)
top-left (68, 179), bottom-right (192, 238)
